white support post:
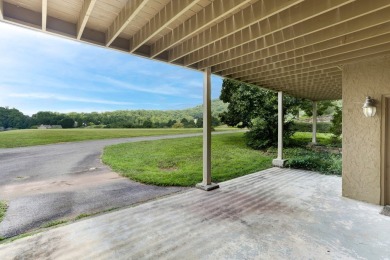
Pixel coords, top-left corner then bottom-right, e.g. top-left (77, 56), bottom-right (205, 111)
top-left (42, 0), bottom-right (47, 31)
top-left (272, 91), bottom-right (287, 167)
top-left (312, 101), bottom-right (317, 144)
top-left (196, 68), bottom-right (219, 191)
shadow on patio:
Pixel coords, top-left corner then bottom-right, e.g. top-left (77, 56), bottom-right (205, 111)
top-left (0, 168), bottom-right (389, 259)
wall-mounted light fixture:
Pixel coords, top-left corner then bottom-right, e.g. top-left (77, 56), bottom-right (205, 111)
top-left (362, 96), bottom-right (376, 117)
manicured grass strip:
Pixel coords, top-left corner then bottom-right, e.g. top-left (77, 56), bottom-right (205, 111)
top-left (41, 220), bottom-right (68, 228)
top-left (103, 133), bottom-right (272, 187)
top-left (0, 127), bottom-right (239, 148)
top-left (291, 132), bottom-right (341, 147)
top-left (0, 201), bottom-right (7, 223)
top-left (0, 128), bottom-right (201, 148)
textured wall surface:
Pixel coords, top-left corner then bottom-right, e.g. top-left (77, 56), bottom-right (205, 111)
top-left (342, 55), bottom-right (390, 204)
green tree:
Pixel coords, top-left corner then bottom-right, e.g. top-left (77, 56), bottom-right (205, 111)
top-left (0, 107), bottom-right (30, 129)
top-left (298, 100), bottom-right (334, 117)
top-left (211, 116), bottom-right (221, 127)
top-left (142, 119), bottom-right (153, 128)
top-left (31, 111), bottom-right (63, 125)
top-left (219, 79), bottom-right (302, 149)
top-left (172, 122), bottom-right (184, 128)
top-left (180, 118), bottom-right (189, 127)
top-left (59, 117), bottom-right (75, 128)
top-left (330, 106), bottom-right (342, 137)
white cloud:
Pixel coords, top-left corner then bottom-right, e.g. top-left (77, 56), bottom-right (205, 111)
top-left (96, 76), bottom-right (202, 98)
top-left (0, 22), bottom-right (223, 114)
top-left (7, 93), bottom-right (133, 106)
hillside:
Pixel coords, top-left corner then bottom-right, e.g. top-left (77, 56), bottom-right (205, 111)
top-left (0, 100), bottom-right (228, 129)
top-left (178, 99), bottom-right (228, 118)
top-left (65, 99), bottom-right (228, 128)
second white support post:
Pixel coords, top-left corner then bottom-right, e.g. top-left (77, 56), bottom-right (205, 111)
top-left (196, 68), bottom-right (219, 191)
top-left (272, 91), bottom-right (287, 167)
top-left (312, 101), bottom-right (317, 144)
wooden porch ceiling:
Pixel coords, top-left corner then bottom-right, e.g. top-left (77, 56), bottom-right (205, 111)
top-left (1, 0), bottom-right (390, 100)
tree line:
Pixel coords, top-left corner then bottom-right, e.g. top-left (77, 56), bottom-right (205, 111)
top-left (1, 80), bottom-right (342, 147)
top-left (218, 79), bottom-right (342, 149)
top-left (0, 100), bottom-right (227, 129)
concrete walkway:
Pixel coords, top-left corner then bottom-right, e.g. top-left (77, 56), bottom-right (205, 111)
top-left (0, 168), bottom-right (389, 259)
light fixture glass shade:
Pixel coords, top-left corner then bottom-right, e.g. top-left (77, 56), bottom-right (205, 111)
top-left (362, 96), bottom-right (376, 117)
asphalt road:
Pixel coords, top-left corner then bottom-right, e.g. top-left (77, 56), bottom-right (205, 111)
top-left (0, 132), bottom-right (227, 238)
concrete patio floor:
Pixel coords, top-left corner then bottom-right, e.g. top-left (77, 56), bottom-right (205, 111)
top-left (0, 168), bottom-right (389, 259)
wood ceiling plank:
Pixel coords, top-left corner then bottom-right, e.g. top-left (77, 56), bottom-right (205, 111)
top-left (0, 0), bottom-right (3, 20)
top-left (232, 32), bottom-right (390, 80)
top-left (106, 0), bottom-right (148, 47)
top-left (241, 42), bottom-right (390, 82)
top-left (194, 0), bottom-right (390, 69)
top-left (150, 0), bottom-right (254, 58)
top-left (129, 0), bottom-right (201, 53)
top-left (213, 8), bottom-right (390, 74)
top-left (168, 0), bottom-right (306, 62)
top-left (77, 0), bottom-right (97, 39)
top-left (249, 71), bottom-right (342, 84)
top-left (232, 67), bottom-right (341, 84)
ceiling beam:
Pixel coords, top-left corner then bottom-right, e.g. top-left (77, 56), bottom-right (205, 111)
top-left (254, 68), bottom-right (342, 82)
top-left (194, 0), bottom-right (389, 69)
top-left (236, 67), bottom-right (341, 84)
top-left (261, 80), bottom-right (342, 92)
top-left (77, 0), bottom-right (97, 40)
top-left (243, 49), bottom-right (390, 83)
top-left (42, 0), bottom-right (47, 31)
top-left (248, 80), bottom-right (342, 101)
top-left (254, 78), bottom-right (342, 92)
top-left (254, 73), bottom-right (342, 86)
top-left (0, 0), bottom-right (3, 20)
top-left (232, 32), bottom-right (390, 80)
top-left (168, 0), bottom-right (305, 62)
top-left (260, 81), bottom-right (342, 92)
top-left (130, 0), bottom-right (200, 53)
top-left (106, 0), bottom-right (148, 47)
top-left (213, 8), bottom-right (390, 74)
top-left (240, 41), bottom-right (390, 82)
top-left (150, 0), bottom-right (253, 58)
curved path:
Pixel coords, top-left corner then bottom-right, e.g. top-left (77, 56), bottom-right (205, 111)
top-left (0, 132), bottom-right (235, 238)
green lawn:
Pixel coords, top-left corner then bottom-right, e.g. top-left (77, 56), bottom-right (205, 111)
top-left (0, 127), bottom-right (240, 148)
top-left (103, 132), bottom-right (272, 186)
top-left (291, 132), bottom-right (341, 147)
top-left (0, 128), bottom-right (221, 148)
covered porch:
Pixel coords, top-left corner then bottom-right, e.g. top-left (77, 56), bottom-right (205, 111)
top-left (0, 168), bottom-right (389, 258)
top-left (1, 0), bottom-right (390, 205)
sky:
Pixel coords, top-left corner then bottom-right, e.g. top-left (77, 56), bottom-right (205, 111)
top-left (0, 22), bottom-right (223, 115)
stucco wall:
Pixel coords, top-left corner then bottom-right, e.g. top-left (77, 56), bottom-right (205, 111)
top-left (342, 55), bottom-right (390, 204)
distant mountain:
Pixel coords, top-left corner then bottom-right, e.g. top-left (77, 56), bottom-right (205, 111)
top-left (179, 99), bottom-right (228, 119)
top-left (1, 100), bottom-right (229, 129)
top-left (64, 99), bottom-right (228, 128)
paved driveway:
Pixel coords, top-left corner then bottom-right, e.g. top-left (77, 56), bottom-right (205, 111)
top-left (0, 133), bottom-right (219, 238)
top-left (0, 168), bottom-right (389, 259)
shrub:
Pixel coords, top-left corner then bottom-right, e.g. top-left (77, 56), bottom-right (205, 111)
top-left (293, 122), bottom-right (332, 133)
top-left (172, 122), bottom-right (184, 128)
top-left (59, 118), bottom-right (75, 128)
top-left (286, 149), bottom-right (342, 175)
top-left (245, 117), bottom-right (295, 149)
top-left (330, 106), bottom-right (342, 137)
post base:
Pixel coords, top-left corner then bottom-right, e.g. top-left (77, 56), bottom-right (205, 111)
top-left (272, 158), bottom-right (287, 168)
top-left (196, 182), bottom-right (220, 191)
